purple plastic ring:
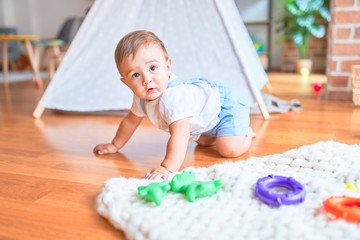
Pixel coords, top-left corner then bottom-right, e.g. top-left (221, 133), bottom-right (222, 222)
top-left (254, 175), bottom-right (306, 207)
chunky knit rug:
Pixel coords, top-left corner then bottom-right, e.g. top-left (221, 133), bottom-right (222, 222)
top-left (96, 141), bottom-right (360, 240)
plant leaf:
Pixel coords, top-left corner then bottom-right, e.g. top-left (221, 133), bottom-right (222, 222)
top-left (295, 0), bottom-right (311, 11)
top-left (296, 15), bottom-right (315, 27)
top-left (319, 6), bottom-right (331, 21)
top-left (286, 3), bottom-right (302, 16)
top-left (307, 0), bottom-right (324, 11)
top-left (290, 30), bottom-right (305, 46)
top-left (308, 24), bottom-right (325, 38)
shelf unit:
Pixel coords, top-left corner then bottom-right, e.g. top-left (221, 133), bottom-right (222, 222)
top-left (235, 0), bottom-right (273, 70)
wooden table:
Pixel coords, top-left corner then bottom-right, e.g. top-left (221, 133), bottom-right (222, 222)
top-left (1, 34), bottom-right (43, 88)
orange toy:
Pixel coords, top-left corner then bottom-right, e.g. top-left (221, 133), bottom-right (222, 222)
top-left (323, 196), bottom-right (360, 223)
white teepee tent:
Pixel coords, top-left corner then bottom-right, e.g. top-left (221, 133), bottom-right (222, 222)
top-left (33, 0), bottom-right (270, 119)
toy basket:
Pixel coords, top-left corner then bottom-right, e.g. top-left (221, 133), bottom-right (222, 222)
top-left (352, 65), bottom-right (360, 106)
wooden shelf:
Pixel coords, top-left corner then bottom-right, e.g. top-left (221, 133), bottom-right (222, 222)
top-left (239, 0), bottom-right (273, 70)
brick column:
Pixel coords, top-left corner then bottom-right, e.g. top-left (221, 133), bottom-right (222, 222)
top-left (326, 0), bottom-right (360, 101)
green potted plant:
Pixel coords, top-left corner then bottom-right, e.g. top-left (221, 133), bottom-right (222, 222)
top-left (277, 0), bottom-right (331, 75)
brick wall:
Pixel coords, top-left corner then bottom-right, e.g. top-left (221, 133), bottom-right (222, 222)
top-left (281, 38), bottom-right (328, 73)
top-left (326, 0), bottom-right (360, 101)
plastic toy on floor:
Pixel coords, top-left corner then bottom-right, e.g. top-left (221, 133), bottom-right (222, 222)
top-left (346, 183), bottom-right (360, 191)
top-left (170, 171), bottom-right (196, 193)
top-left (313, 83), bottom-right (323, 92)
top-left (138, 171), bottom-right (223, 205)
top-left (137, 180), bottom-right (171, 206)
top-left (184, 180), bottom-right (223, 202)
top-left (171, 171), bottom-right (223, 202)
top-left (254, 175), bottom-right (306, 207)
top-left (323, 196), bottom-right (360, 223)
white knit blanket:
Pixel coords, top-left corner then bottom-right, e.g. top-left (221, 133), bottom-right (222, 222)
top-left (96, 141), bottom-right (360, 240)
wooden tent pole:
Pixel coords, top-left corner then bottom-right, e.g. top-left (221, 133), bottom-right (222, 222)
top-left (33, 104), bottom-right (45, 119)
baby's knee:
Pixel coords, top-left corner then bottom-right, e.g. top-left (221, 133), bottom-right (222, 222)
top-left (216, 135), bottom-right (252, 158)
top-left (218, 146), bottom-right (247, 158)
top-left (218, 150), bottom-right (237, 158)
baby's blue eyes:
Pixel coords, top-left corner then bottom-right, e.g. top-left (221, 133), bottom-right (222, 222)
top-left (149, 65), bottom-right (158, 72)
top-left (132, 73), bottom-right (140, 79)
top-left (131, 65), bottom-right (159, 80)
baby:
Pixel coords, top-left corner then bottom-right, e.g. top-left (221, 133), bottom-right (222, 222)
top-left (94, 30), bottom-right (254, 179)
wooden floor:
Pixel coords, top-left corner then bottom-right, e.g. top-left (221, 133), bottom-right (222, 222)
top-left (0, 72), bottom-right (359, 239)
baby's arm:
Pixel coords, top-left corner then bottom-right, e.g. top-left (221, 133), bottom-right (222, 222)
top-left (146, 118), bottom-right (190, 180)
top-left (93, 111), bottom-right (143, 155)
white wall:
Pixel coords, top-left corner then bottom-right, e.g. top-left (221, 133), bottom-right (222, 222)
top-left (0, 0), bottom-right (91, 38)
top-left (0, 0), bottom-right (16, 26)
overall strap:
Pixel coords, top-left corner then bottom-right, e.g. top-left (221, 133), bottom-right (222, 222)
top-left (167, 77), bottom-right (216, 89)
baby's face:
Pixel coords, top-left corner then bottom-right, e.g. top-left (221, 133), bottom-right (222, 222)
top-left (120, 44), bottom-right (171, 101)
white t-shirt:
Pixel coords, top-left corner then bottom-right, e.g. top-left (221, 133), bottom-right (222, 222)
top-left (130, 80), bottom-right (221, 140)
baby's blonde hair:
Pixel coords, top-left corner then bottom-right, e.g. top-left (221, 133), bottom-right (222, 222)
top-left (114, 30), bottom-right (169, 73)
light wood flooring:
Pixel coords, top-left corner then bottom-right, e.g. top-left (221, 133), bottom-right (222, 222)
top-left (0, 72), bottom-right (359, 239)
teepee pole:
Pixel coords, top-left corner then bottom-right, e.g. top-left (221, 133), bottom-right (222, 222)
top-left (214, 0), bottom-right (270, 120)
top-left (247, 78), bottom-right (270, 120)
top-left (33, 104), bottom-right (45, 119)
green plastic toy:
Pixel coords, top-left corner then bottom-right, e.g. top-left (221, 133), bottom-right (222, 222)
top-left (138, 171), bottom-right (223, 205)
top-left (171, 171), bottom-right (223, 202)
top-left (170, 171), bottom-right (196, 193)
top-left (184, 180), bottom-right (223, 202)
top-left (137, 180), bottom-right (171, 206)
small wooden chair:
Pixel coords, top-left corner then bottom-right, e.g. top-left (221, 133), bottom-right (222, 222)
top-left (37, 17), bottom-right (82, 80)
top-left (0, 27), bottom-right (20, 70)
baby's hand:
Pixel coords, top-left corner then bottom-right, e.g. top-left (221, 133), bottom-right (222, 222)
top-left (145, 166), bottom-right (172, 180)
top-left (93, 143), bottom-right (118, 155)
